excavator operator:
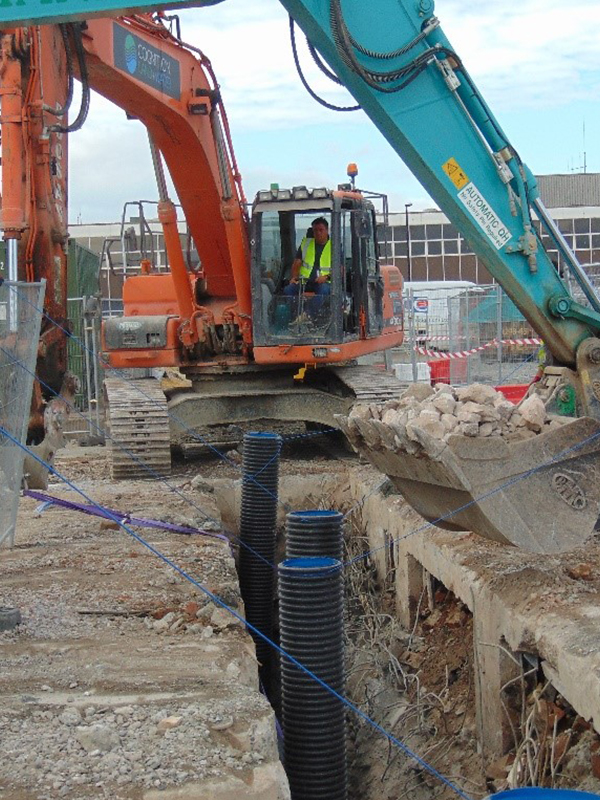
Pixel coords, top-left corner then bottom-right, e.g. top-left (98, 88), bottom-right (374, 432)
top-left (283, 217), bottom-right (331, 315)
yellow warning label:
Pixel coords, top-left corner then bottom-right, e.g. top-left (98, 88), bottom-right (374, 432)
top-left (442, 157), bottom-right (469, 190)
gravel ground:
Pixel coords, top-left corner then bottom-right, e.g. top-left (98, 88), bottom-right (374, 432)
top-left (0, 446), bottom-right (290, 800)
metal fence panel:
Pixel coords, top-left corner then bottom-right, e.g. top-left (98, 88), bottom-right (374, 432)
top-left (65, 296), bottom-right (103, 438)
top-left (390, 284), bottom-right (539, 387)
top-left (0, 280), bottom-right (45, 547)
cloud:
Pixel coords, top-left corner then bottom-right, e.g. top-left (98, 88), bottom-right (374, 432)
top-left (67, 1), bottom-right (600, 221)
top-left (440, 0), bottom-right (600, 110)
top-left (178, 0), bottom-right (600, 126)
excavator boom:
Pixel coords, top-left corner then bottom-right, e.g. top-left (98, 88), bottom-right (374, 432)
top-left (0, 25), bottom-right (71, 440)
top-left (2, 0), bottom-right (600, 550)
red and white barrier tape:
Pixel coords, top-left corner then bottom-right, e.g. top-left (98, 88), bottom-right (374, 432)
top-left (415, 337), bottom-right (542, 360)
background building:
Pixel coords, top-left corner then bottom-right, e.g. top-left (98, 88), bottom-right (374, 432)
top-left (68, 173), bottom-right (600, 298)
top-left (378, 173), bottom-right (600, 285)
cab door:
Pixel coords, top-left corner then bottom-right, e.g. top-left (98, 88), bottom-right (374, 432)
top-left (352, 207), bottom-right (383, 337)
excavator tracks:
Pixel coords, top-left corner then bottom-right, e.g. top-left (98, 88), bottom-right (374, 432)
top-left (103, 365), bottom-right (405, 480)
top-left (104, 378), bottom-right (171, 480)
top-left (328, 365), bottom-right (406, 404)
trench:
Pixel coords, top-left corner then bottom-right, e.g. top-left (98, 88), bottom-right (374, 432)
top-left (4, 442), bottom-right (600, 798)
top-left (211, 463), bottom-right (600, 799)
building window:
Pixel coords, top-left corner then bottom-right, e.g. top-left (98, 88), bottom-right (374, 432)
top-left (576, 235), bottom-right (591, 251)
top-left (558, 218), bottom-right (574, 234)
top-left (426, 224), bottom-right (442, 239)
top-left (443, 223), bottom-right (459, 238)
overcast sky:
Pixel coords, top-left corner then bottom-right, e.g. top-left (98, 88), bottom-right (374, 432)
top-left (68, 0), bottom-right (600, 222)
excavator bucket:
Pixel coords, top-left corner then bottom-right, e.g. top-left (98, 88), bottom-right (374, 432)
top-left (337, 405), bottom-right (600, 554)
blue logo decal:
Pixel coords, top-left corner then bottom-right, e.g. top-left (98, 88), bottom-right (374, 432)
top-left (124, 34), bottom-right (137, 74)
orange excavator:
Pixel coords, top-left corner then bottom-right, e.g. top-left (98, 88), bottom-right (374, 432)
top-left (0, 25), bottom-right (71, 442)
top-left (0, 15), bottom-right (404, 476)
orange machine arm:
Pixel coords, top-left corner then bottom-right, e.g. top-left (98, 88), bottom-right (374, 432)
top-left (0, 26), bottom-right (70, 439)
top-left (73, 14), bottom-right (252, 323)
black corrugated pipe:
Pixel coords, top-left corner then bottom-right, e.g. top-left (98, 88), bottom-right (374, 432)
top-left (278, 556), bottom-right (346, 800)
top-left (238, 431), bottom-right (282, 687)
top-left (286, 509), bottom-right (344, 561)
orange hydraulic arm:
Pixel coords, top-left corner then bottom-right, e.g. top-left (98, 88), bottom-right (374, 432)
top-left (71, 14), bottom-right (253, 345)
top-left (0, 25), bottom-right (70, 439)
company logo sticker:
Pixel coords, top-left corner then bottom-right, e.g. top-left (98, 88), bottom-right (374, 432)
top-left (113, 22), bottom-right (181, 101)
top-left (124, 34), bottom-right (137, 74)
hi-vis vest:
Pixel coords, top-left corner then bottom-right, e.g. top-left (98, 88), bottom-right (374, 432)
top-left (299, 237), bottom-right (332, 280)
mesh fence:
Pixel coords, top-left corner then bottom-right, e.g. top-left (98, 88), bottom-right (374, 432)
top-left (389, 284), bottom-right (540, 388)
top-left (66, 296), bottom-right (103, 437)
top-left (566, 262), bottom-right (600, 306)
top-left (0, 280), bottom-right (45, 547)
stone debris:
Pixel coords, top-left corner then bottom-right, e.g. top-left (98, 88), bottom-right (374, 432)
top-left (156, 715), bottom-right (183, 732)
top-left (149, 600), bottom-right (243, 636)
top-left (343, 383), bottom-right (566, 455)
top-left (0, 698), bottom-right (273, 796)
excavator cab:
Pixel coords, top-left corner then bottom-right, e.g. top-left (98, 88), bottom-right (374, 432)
top-left (250, 186), bottom-right (402, 364)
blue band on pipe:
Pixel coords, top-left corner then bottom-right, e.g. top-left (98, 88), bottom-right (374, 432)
top-left (288, 510), bottom-right (342, 518)
top-left (280, 556), bottom-right (341, 572)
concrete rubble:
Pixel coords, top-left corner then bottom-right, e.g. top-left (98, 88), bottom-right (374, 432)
top-left (343, 383), bottom-right (565, 456)
top-left (337, 383), bottom-right (600, 553)
top-left (351, 466), bottom-right (600, 785)
top-left (0, 469), bottom-right (290, 800)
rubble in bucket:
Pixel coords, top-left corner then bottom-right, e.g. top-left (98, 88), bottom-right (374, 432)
top-left (337, 384), bottom-right (600, 554)
top-left (344, 383), bottom-right (567, 457)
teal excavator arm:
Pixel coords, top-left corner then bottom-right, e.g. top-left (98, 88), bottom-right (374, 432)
top-left (2, 0), bottom-right (598, 368)
top-left (275, 0), bottom-right (600, 369)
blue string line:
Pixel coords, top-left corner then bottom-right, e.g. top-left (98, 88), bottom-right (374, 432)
top-left (0, 344), bottom-right (275, 570)
top-left (1, 424), bottom-right (473, 800)
top-left (9, 284), bottom-right (598, 572)
top-left (7, 321), bottom-right (599, 574)
top-left (496, 351), bottom-right (536, 386)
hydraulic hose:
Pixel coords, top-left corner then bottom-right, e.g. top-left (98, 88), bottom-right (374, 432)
top-left (48, 23), bottom-right (89, 133)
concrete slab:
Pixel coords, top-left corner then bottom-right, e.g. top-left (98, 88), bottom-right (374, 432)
top-left (350, 469), bottom-right (600, 760)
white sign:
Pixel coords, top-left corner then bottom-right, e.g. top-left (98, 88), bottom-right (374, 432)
top-left (457, 182), bottom-right (512, 250)
top-left (118, 320), bottom-right (142, 331)
top-left (0, 304), bottom-right (6, 321)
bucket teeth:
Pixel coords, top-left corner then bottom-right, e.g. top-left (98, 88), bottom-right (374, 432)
top-left (338, 412), bottom-right (600, 554)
